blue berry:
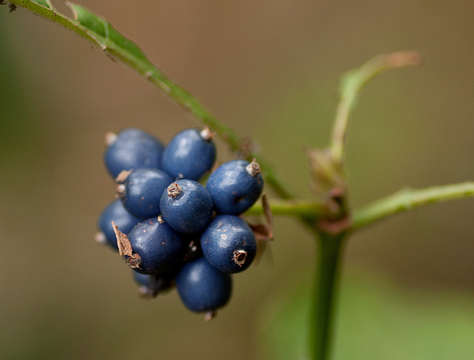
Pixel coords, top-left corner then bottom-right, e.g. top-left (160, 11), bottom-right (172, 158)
top-left (160, 179), bottom-right (214, 234)
top-left (201, 215), bottom-right (256, 273)
top-left (132, 270), bottom-right (153, 287)
top-left (126, 217), bottom-right (184, 274)
top-left (132, 270), bottom-right (174, 297)
top-left (117, 168), bottom-right (173, 219)
top-left (97, 199), bottom-right (140, 250)
top-left (206, 159), bottom-right (264, 215)
top-left (161, 128), bottom-right (216, 180)
top-left (104, 128), bottom-right (164, 179)
top-left (176, 257), bottom-right (232, 313)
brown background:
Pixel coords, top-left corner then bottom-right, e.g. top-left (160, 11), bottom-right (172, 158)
top-left (0, 0), bottom-right (473, 359)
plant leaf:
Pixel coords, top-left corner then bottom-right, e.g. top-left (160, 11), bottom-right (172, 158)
top-left (66, 3), bottom-right (150, 64)
top-left (31, 0), bottom-right (52, 9)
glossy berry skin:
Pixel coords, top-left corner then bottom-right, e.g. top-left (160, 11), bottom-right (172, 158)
top-left (201, 215), bottom-right (256, 273)
top-left (104, 128), bottom-right (164, 179)
top-left (119, 168), bottom-right (173, 219)
top-left (176, 257), bottom-right (232, 313)
top-left (128, 217), bottom-right (184, 274)
top-left (98, 199), bottom-right (141, 250)
top-left (160, 179), bottom-right (214, 234)
top-left (161, 129), bottom-right (216, 180)
top-left (206, 160), bottom-right (264, 215)
top-left (132, 270), bottom-right (154, 287)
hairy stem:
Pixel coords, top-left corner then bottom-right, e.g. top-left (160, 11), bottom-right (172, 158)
top-left (330, 51), bottom-right (421, 165)
top-left (352, 182), bottom-right (474, 231)
top-left (310, 232), bottom-right (345, 360)
top-left (7, 0), bottom-right (292, 199)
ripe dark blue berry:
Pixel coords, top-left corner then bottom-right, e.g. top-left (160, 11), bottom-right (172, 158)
top-left (132, 270), bottom-right (174, 297)
top-left (206, 159), bottom-right (264, 215)
top-left (117, 168), bottom-right (173, 219)
top-left (176, 257), bottom-right (232, 314)
top-left (160, 179), bottom-right (214, 234)
top-left (98, 126), bottom-right (269, 317)
top-left (201, 215), bottom-right (256, 273)
top-left (97, 199), bottom-right (140, 250)
top-left (125, 217), bottom-right (184, 274)
top-left (161, 128), bottom-right (216, 180)
top-left (132, 270), bottom-right (153, 287)
top-left (104, 128), bottom-right (164, 179)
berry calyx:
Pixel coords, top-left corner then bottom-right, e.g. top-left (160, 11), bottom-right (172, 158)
top-left (160, 179), bottom-right (214, 234)
top-left (201, 215), bottom-right (256, 273)
top-left (161, 128), bottom-right (216, 180)
top-left (246, 158), bottom-right (261, 176)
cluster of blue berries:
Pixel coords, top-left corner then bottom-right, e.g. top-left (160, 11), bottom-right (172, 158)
top-left (96, 128), bottom-right (264, 318)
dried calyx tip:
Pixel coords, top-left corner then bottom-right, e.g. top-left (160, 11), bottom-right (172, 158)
top-left (112, 221), bottom-right (142, 269)
top-left (116, 184), bottom-right (126, 197)
top-left (200, 127), bottom-right (214, 141)
top-left (246, 159), bottom-right (261, 177)
top-left (95, 232), bottom-right (106, 244)
top-left (127, 256), bottom-right (142, 269)
top-left (105, 132), bottom-right (117, 146)
top-left (204, 311), bottom-right (216, 321)
top-left (232, 249), bottom-right (248, 267)
top-left (167, 183), bottom-right (182, 198)
top-left (115, 170), bottom-right (131, 183)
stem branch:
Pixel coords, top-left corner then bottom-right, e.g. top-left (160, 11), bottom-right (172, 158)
top-left (352, 182), bottom-right (474, 231)
top-left (249, 182), bottom-right (474, 233)
top-left (330, 51), bottom-right (421, 165)
top-left (248, 199), bottom-right (325, 218)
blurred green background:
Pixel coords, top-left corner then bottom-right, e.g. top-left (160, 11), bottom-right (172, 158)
top-left (0, 1), bottom-right (473, 359)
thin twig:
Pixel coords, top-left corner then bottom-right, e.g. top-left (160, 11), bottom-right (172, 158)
top-left (330, 51), bottom-right (421, 165)
top-left (352, 182), bottom-right (474, 231)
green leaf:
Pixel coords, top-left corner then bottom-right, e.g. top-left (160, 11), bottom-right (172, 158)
top-left (31, 0), bottom-right (53, 9)
top-left (66, 3), bottom-right (150, 64)
top-left (260, 275), bottom-right (474, 360)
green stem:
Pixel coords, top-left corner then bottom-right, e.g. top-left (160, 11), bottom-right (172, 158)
top-left (310, 232), bottom-right (345, 360)
top-left (352, 182), bottom-right (474, 231)
top-left (246, 182), bottom-right (474, 233)
top-left (7, 0), bottom-right (292, 200)
top-left (247, 199), bottom-right (325, 218)
top-left (330, 51), bottom-right (421, 165)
